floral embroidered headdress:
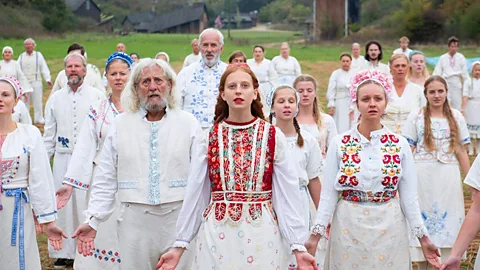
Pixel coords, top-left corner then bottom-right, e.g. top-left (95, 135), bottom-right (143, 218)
top-left (0, 75), bottom-right (22, 98)
top-left (349, 70), bottom-right (393, 104)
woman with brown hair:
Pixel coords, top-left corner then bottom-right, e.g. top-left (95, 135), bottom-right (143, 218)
top-left (157, 63), bottom-right (317, 270)
top-left (402, 75), bottom-right (471, 268)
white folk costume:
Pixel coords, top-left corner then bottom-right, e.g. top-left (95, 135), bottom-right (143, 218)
top-left (299, 113), bottom-right (338, 160)
top-left (393, 48), bottom-right (413, 57)
top-left (364, 61), bottom-right (390, 75)
top-left (270, 56), bottom-right (301, 86)
top-left (183, 53), bottom-right (201, 69)
top-left (0, 124), bottom-right (58, 270)
top-left (177, 59), bottom-right (227, 129)
top-left (463, 154), bottom-right (480, 270)
top-left (247, 58), bottom-right (279, 115)
top-left (43, 84), bottom-right (105, 259)
top-left (173, 118), bottom-right (308, 269)
top-left (383, 82), bottom-right (426, 134)
top-left (327, 68), bottom-right (354, 133)
top-left (17, 51), bottom-right (51, 123)
top-left (50, 65), bottom-right (105, 97)
top-left (283, 131), bottom-right (323, 269)
top-left (85, 107), bottom-right (201, 269)
top-left (463, 77), bottom-right (480, 148)
top-left (433, 52), bottom-right (470, 110)
top-left (351, 56), bottom-right (367, 73)
top-left (0, 60), bottom-right (33, 94)
top-left (312, 126), bottom-right (428, 269)
top-left (12, 100), bottom-right (32, 125)
top-left (63, 97), bottom-right (120, 269)
top-left (402, 108), bottom-right (470, 261)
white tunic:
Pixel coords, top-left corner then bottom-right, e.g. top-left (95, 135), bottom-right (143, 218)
top-left (351, 55), bottom-right (367, 73)
top-left (50, 64), bottom-right (105, 97)
top-left (383, 82), bottom-right (426, 134)
top-left (300, 113), bottom-right (338, 159)
top-left (463, 77), bottom-right (480, 135)
top-left (0, 124), bottom-right (57, 270)
top-left (17, 51), bottom-right (51, 82)
top-left (247, 58), bottom-right (279, 115)
top-left (433, 52), bottom-right (470, 91)
top-left (12, 100), bottom-right (32, 125)
top-left (326, 68), bottom-right (354, 133)
top-left (393, 48), bottom-right (413, 57)
top-left (0, 60), bottom-right (33, 93)
top-left (363, 61), bottom-right (390, 75)
top-left (182, 53), bottom-right (202, 69)
top-left (270, 56), bottom-right (302, 86)
top-left (177, 60), bottom-right (227, 128)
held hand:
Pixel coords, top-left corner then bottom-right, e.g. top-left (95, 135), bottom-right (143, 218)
top-left (156, 248), bottom-right (185, 270)
top-left (32, 210), bottom-right (43, 233)
top-left (328, 107), bottom-right (335, 116)
top-left (294, 250), bottom-right (318, 270)
top-left (21, 93), bottom-right (30, 104)
top-left (419, 237), bottom-right (441, 268)
top-left (72, 223), bottom-right (97, 257)
top-left (45, 222), bottom-right (68, 251)
top-left (440, 255), bottom-right (462, 270)
top-left (305, 234), bottom-right (321, 257)
top-left (326, 223), bottom-right (331, 240)
top-left (56, 184), bottom-right (73, 210)
top-left (47, 81), bottom-right (53, 89)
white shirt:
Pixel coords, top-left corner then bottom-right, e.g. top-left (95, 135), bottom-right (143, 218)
top-left (313, 126), bottom-right (427, 236)
top-left (17, 51), bottom-right (51, 82)
top-left (463, 78), bottom-right (480, 100)
top-left (43, 84), bottom-right (105, 157)
top-left (286, 130), bottom-right (323, 187)
top-left (12, 100), bottom-right (32, 125)
top-left (270, 55), bottom-right (301, 78)
top-left (50, 64), bottom-right (105, 97)
top-left (464, 153), bottom-right (480, 190)
top-left (2, 124), bottom-right (57, 223)
top-left (363, 61), bottom-right (390, 75)
top-left (326, 68), bottom-right (354, 107)
top-left (85, 108), bottom-right (202, 230)
top-left (351, 55), bottom-right (367, 73)
top-left (246, 58), bottom-right (278, 84)
top-left (300, 113), bottom-right (338, 158)
top-left (182, 53), bottom-right (202, 69)
top-left (0, 60), bottom-right (33, 93)
top-left (433, 52), bottom-right (470, 89)
top-left (177, 60), bottom-right (227, 128)
top-left (63, 98), bottom-right (120, 190)
top-left (393, 48), bottom-right (413, 57)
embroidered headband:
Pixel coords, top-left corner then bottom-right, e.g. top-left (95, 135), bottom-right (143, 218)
top-left (2, 46), bottom-right (13, 56)
top-left (155, 52), bottom-right (170, 63)
top-left (349, 70), bottom-right (393, 104)
top-left (106, 52), bottom-right (133, 69)
top-left (266, 84), bottom-right (301, 116)
top-left (0, 76), bottom-right (22, 98)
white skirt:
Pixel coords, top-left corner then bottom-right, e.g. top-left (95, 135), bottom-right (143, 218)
top-left (325, 198), bottom-right (411, 269)
top-left (466, 99), bottom-right (480, 136)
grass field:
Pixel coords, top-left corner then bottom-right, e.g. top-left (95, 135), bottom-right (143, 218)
top-left (2, 29), bottom-right (478, 269)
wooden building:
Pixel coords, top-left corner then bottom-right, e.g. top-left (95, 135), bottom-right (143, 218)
top-left (65, 0), bottom-right (101, 23)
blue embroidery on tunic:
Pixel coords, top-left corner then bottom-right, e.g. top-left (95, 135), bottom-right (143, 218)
top-left (118, 181), bottom-right (138, 189)
top-left (5, 188), bottom-right (29, 270)
top-left (168, 180), bottom-right (188, 188)
top-left (404, 136), bottom-right (417, 147)
top-left (421, 203), bottom-right (448, 236)
top-left (36, 210), bottom-right (57, 218)
top-left (148, 122), bottom-right (161, 204)
top-left (58, 137), bottom-right (69, 148)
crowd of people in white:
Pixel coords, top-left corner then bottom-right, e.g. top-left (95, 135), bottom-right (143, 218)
top-left (0, 28), bottom-right (479, 270)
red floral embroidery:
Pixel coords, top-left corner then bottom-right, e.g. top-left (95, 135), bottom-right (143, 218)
top-left (382, 155), bottom-right (391, 164)
top-left (341, 153), bottom-right (349, 163)
top-left (341, 135), bottom-right (351, 144)
top-left (351, 154), bottom-right (361, 164)
top-left (380, 133), bottom-right (402, 191)
top-left (389, 134), bottom-right (400, 143)
top-left (380, 134), bottom-right (389, 143)
top-left (338, 135), bottom-right (362, 187)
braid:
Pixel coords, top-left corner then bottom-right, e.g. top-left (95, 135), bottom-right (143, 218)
top-left (423, 106), bottom-right (435, 151)
top-left (443, 101), bottom-right (459, 153)
top-left (293, 117), bottom-right (304, 147)
top-left (312, 97), bottom-right (323, 130)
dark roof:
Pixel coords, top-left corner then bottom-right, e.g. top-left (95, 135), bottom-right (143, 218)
top-left (122, 10), bottom-right (157, 26)
top-left (149, 3), bottom-right (207, 32)
top-left (65, 0), bottom-right (99, 12)
top-left (304, 14), bottom-right (313, 24)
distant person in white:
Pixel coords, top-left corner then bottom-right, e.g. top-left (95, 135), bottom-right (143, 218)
top-left (271, 42), bottom-right (301, 86)
top-left (364, 40), bottom-right (390, 74)
top-left (247, 45), bottom-right (278, 115)
top-left (408, 51), bottom-right (430, 87)
top-left (350, 42), bottom-right (367, 73)
top-left (182, 38), bottom-right (201, 69)
top-left (393, 36), bottom-right (413, 57)
top-left (433, 36), bottom-right (470, 110)
top-left (116, 43), bottom-right (126, 53)
top-left (17, 38), bottom-right (53, 124)
top-left (0, 46), bottom-right (33, 98)
top-left (155, 52), bottom-right (170, 63)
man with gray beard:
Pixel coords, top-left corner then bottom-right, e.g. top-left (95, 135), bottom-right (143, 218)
top-left (72, 59), bottom-right (200, 269)
top-left (43, 52), bottom-right (105, 269)
top-left (177, 28), bottom-right (227, 130)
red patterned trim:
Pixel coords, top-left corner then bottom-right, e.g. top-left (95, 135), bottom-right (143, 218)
top-left (211, 191), bottom-right (272, 202)
top-left (341, 190), bottom-right (397, 203)
top-left (224, 117), bottom-right (258, 126)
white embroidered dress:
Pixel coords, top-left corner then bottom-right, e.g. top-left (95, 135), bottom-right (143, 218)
top-left (43, 84), bottom-right (105, 259)
top-left (270, 56), bottom-right (301, 86)
top-left (312, 126), bottom-right (428, 269)
top-left (383, 81), bottom-right (426, 134)
top-left (463, 77), bottom-right (480, 137)
top-left (0, 60), bottom-right (33, 94)
top-left (0, 124), bottom-right (57, 270)
top-left (299, 113), bottom-right (338, 160)
top-left (247, 58), bottom-right (278, 115)
top-left (63, 97), bottom-right (120, 269)
top-left (172, 118), bottom-right (308, 269)
top-left (402, 108), bottom-right (470, 261)
top-left (327, 68), bottom-right (354, 133)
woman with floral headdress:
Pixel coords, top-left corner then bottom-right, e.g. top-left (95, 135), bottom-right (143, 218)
top-left (267, 84), bottom-right (323, 269)
top-left (55, 52), bottom-right (133, 269)
top-left (305, 70), bottom-right (440, 269)
top-left (0, 76), bottom-right (66, 270)
top-left (461, 61), bottom-right (480, 155)
top-left (157, 63), bottom-right (317, 270)
top-left (403, 75), bottom-right (471, 268)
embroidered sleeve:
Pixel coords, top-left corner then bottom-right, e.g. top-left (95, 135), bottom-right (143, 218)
top-left (456, 111), bottom-right (471, 145)
top-left (172, 239), bottom-right (190, 249)
top-left (411, 224), bottom-right (428, 238)
top-left (310, 224), bottom-right (327, 237)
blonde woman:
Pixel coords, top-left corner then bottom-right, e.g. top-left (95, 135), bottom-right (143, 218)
top-left (408, 51), bottom-right (430, 87)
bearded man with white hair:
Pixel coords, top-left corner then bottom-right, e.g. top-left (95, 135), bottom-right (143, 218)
top-left (72, 59), bottom-right (200, 269)
top-left (177, 28), bottom-right (227, 130)
top-left (43, 52), bottom-right (105, 268)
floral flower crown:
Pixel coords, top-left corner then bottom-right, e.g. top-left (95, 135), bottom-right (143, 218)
top-left (349, 70), bottom-right (393, 104)
top-left (0, 75), bottom-right (22, 98)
